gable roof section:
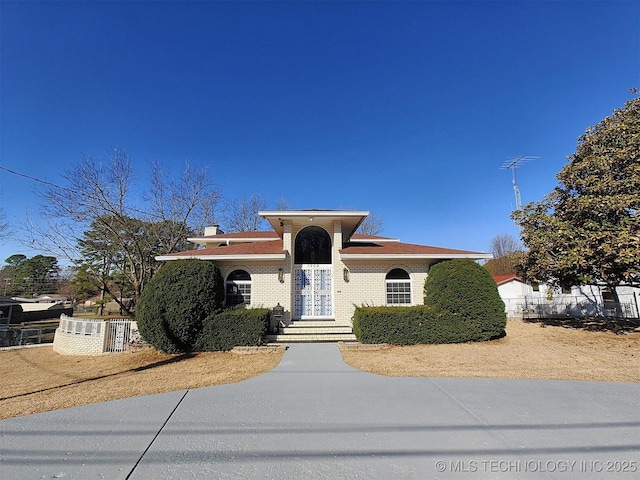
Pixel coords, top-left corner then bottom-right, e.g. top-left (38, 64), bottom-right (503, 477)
top-left (156, 240), bottom-right (286, 261)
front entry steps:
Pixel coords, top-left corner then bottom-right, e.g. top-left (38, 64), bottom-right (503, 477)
top-left (264, 320), bottom-right (357, 343)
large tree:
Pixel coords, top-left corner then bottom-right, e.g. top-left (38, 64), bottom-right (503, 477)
top-left (512, 93), bottom-right (640, 296)
top-left (0, 254), bottom-right (60, 297)
top-left (29, 148), bottom-right (221, 314)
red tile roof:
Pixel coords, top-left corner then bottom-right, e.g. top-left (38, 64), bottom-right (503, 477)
top-left (160, 233), bottom-right (490, 261)
top-left (492, 274), bottom-right (523, 285)
top-left (157, 240), bottom-right (286, 260)
top-left (340, 241), bottom-right (490, 258)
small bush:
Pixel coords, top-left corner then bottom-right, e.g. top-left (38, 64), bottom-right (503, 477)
top-left (198, 308), bottom-right (270, 351)
top-left (136, 259), bottom-right (224, 353)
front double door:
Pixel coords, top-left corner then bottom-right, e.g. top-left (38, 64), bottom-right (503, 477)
top-left (293, 265), bottom-right (333, 319)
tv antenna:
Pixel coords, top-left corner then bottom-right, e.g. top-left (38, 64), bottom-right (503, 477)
top-left (500, 155), bottom-right (539, 210)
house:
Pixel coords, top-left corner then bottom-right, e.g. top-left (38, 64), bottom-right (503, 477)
top-left (0, 297), bottom-right (22, 329)
top-left (493, 274), bottom-right (640, 319)
top-left (156, 210), bottom-right (491, 340)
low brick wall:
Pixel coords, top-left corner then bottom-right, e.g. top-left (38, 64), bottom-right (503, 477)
top-left (53, 328), bottom-right (105, 355)
top-left (53, 315), bottom-right (137, 355)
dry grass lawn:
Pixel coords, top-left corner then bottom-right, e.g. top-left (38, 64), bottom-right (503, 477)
top-left (0, 319), bottom-right (638, 420)
top-left (0, 347), bottom-right (283, 420)
top-left (341, 319), bottom-right (639, 383)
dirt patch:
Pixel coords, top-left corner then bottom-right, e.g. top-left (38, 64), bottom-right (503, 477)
top-left (340, 319), bottom-right (639, 383)
top-left (0, 346), bottom-right (283, 420)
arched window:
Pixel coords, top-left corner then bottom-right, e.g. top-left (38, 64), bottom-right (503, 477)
top-left (385, 268), bottom-right (411, 305)
top-left (225, 270), bottom-right (251, 306)
top-left (294, 226), bottom-right (332, 264)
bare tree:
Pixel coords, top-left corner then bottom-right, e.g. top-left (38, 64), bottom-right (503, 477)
top-left (275, 196), bottom-right (290, 211)
top-left (27, 148), bottom-right (221, 314)
top-left (484, 233), bottom-right (521, 276)
top-left (489, 233), bottom-right (520, 258)
top-left (0, 208), bottom-right (9, 239)
top-left (222, 194), bottom-right (268, 232)
top-left (357, 212), bottom-right (385, 236)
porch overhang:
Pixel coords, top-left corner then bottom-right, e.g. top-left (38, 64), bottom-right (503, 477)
top-left (260, 209), bottom-right (369, 240)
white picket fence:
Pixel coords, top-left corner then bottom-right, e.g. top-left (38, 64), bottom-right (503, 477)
top-left (502, 296), bottom-right (640, 320)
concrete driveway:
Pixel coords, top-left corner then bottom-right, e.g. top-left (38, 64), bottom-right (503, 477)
top-left (1, 343), bottom-right (638, 479)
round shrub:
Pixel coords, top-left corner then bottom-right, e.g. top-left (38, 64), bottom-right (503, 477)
top-left (136, 259), bottom-right (224, 353)
top-left (424, 259), bottom-right (506, 342)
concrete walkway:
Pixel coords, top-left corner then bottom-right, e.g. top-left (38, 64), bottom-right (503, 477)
top-left (1, 343), bottom-right (639, 479)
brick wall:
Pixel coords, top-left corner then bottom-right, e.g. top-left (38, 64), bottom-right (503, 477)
top-left (217, 261), bottom-right (292, 323)
top-left (53, 317), bottom-right (138, 355)
top-left (53, 328), bottom-right (105, 355)
top-left (335, 260), bottom-right (429, 322)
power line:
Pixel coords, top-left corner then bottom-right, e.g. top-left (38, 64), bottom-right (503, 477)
top-left (0, 165), bottom-right (72, 192)
top-left (0, 165), bottom-right (161, 221)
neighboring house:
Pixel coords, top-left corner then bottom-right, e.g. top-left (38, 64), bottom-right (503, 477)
top-left (0, 297), bottom-right (22, 328)
top-left (157, 209), bottom-right (492, 327)
top-left (493, 274), bottom-right (640, 319)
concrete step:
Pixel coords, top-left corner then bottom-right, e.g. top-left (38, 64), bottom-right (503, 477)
top-left (265, 320), bottom-right (357, 343)
top-left (264, 333), bottom-right (358, 343)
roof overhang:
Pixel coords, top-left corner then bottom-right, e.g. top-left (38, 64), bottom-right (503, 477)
top-left (187, 236), bottom-right (279, 244)
top-left (259, 210), bottom-right (369, 239)
top-left (156, 253), bottom-right (286, 261)
top-left (340, 253), bottom-right (494, 261)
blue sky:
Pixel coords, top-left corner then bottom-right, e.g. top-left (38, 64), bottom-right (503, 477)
top-left (1, 0), bottom-right (638, 264)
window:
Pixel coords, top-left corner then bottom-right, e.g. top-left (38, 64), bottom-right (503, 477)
top-left (386, 268), bottom-right (411, 305)
top-left (226, 270), bottom-right (252, 306)
top-left (294, 226), bottom-right (332, 264)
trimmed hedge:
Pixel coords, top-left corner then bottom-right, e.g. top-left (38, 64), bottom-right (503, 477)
top-left (353, 259), bottom-right (506, 345)
top-left (198, 307), bottom-right (270, 351)
top-left (352, 306), bottom-right (431, 345)
top-left (136, 259), bottom-right (224, 354)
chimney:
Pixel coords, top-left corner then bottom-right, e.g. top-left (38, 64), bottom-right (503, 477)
top-left (204, 224), bottom-right (224, 236)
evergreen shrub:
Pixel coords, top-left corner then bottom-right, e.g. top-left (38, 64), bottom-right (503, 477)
top-left (424, 259), bottom-right (506, 342)
top-left (136, 259), bottom-right (224, 354)
top-left (352, 306), bottom-right (428, 345)
top-left (198, 307), bottom-right (270, 351)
